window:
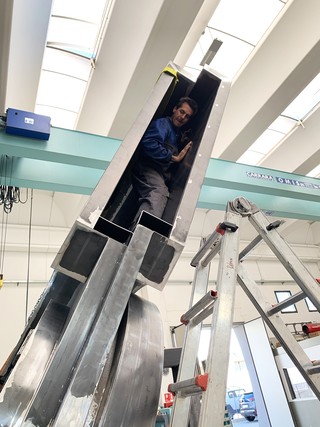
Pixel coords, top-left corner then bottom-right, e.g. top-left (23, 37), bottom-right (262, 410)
top-left (228, 389), bottom-right (245, 398)
top-left (274, 291), bottom-right (297, 313)
top-left (305, 297), bottom-right (317, 312)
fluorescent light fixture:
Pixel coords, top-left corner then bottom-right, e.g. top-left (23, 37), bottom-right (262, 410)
top-left (200, 38), bottom-right (223, 66)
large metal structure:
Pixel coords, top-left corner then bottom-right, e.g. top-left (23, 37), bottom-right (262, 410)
top-left (0, 63), bottom-right (230, 426)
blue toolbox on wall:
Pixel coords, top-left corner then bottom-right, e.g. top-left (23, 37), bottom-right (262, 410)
top-left (155, 407), bottom-right (171, 427)
top-left (5, 108), bottom-right (51, 140)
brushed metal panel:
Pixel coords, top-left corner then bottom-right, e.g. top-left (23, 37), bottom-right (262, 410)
top-left (96, 294), bottom-right (163, 427)
top-left (0, 300), bottom-right (69, 427)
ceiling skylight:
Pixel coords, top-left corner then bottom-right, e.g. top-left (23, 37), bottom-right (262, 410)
top-left (184, 0), bottom-right (285, 80)
top-left (35, 0), bottom-right (113, 129)
top-left (282, 73), bottom-right (320, 120)
top-left (208, 0), bottom-right (283, 45)
top-left (237, 72), bottom-right (320, 167)
top-left (48, 18), bottom-right (99, 50)
top-left (52, 0), bottom-right (108, 23)
top-left (307, 164), bottom-right (320, 178)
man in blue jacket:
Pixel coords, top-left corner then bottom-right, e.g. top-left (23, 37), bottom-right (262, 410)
top-left (131, 97), bottom-right (198, 226)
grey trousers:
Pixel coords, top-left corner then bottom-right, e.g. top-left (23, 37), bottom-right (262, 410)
top-left (131, 161), bottom-right (171, 226)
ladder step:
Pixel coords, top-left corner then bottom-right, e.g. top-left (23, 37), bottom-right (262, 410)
top-left (192, 300), bottom-right (215, 325)
top-left (181, 291), bottom-right (217, 325)
top-left (239, 221), bottom-right (284, 262)
top-left (267, 291), bottom-right (306, 316)
top-left (191, 226), bottom-right (223, 267)
top-left (239, 235), bottom-right (263, 261)
top-left (307, 360), bottom-right (320, 375)
top-left (168, 373), bottom-right (208, 397)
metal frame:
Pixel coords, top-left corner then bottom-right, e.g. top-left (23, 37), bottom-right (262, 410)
top-left (0, 64), bottom-right (231, 427)
top-left (51, 64), bottom-right (231, 291)
top-left (168, 197), bottom-right (320, 427)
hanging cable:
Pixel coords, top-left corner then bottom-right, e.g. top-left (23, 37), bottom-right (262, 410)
top-left (0, 208), bottom-right (4, 290)
top-left (0, 156), bottom-right (31, 291)
top-left (0, 155), bottom-right (29, 213)
top-left (25, 188), bottom-right (33, 325)
top-left (0, 205), bottom-right (9, 290)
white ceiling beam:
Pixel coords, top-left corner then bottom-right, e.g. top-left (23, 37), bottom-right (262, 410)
top-left (212, 0), bottom-right (320, 161)
top-left (174, 0), bottom-right (222, 67)
top-left (5, 0), bottom-right (53, 112)
top-left (259, 103), bottom-right (320, 174)
top-left (76, 0), bottom-right (205, 139)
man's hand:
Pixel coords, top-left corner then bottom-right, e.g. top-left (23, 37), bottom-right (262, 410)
top-left (171, 141), bottom-right (192, 163)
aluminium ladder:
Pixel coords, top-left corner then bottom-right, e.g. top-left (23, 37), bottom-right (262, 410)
top-left (168, 197), bottom-right (320, 427)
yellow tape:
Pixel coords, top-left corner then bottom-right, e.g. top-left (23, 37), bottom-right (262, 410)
top-left (162, 66), bottom-right (179, 80)
top-left (155, 66), bottom-right (179, 86)
top-left (154, 67), bottom-right (180, 117)
top-left (0, 274), bottom-right (3, 290)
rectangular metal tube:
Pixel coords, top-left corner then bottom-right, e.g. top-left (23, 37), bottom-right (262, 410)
top-left (201, 240), bottom-right (222, 267)
top-left (239, 235), bottom-right (263, 261)
top-left (52, 225), bottom-right (153, 427)
top-left (22, 238), bottom-right (126, 426)
top-left (182, 290), bottom-right (217, 324)
top-left (192, 301), bottom-right (215, 326)
top-left (267, 291), bottom-right (305, 315)
top-left (191, 230), bottom-right (221, 267)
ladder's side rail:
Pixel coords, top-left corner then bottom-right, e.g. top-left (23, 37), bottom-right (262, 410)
top-left (198, 209), bottom-right (241, 427)
top-left (237, 262), bottom-right (320, 400)
top-left (169, 257), bottom-right (211, 427)
top-left (248, 211), bottom-right (320, 312)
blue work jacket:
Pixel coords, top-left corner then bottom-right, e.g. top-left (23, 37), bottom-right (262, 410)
top-left (140, 117), bottom-right (181, 163)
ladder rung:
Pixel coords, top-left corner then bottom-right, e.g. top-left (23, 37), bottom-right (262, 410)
top-left (201, 241), bottom-right (221, 267)
top-left (181, 291), bottom-right (217, 325)
top-left (168, 373), bottom-right (208, 397)
top-left (190, 227), bottom-right (223, 267)
top-left (267, 291), bottom-right (305, 316)
top-left (307, 360), bottom-right (320, 375)
top-left (239, 235), bottom-right (263, 261)
top-left (239, 221), bottom-right (284, 262)
top-left (192, 301), bottom-right (215, 325)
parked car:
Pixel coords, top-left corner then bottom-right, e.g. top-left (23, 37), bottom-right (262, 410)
top-left (239, 391), bottom-right (257, 422)
top-left (226, 388), bottom-right (245, 419)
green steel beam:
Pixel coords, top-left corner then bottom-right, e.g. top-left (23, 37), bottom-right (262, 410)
top-left (205, 159), bottom-right (320, 203)
top-left (0, 127), bottom-right (120, 169)
top-left (6, 157), bottom-right (103, 195)
top-left (1, 127), bottom-right (320, 221)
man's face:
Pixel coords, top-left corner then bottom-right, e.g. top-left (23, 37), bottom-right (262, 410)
top-left (171, 102), bottom-right (193, 128)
